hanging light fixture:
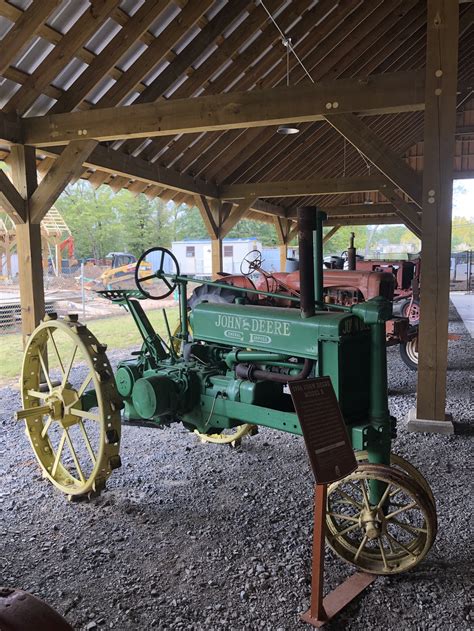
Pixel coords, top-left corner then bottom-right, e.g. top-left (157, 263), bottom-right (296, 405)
top-left (277, 37), bottom-right (299, 135)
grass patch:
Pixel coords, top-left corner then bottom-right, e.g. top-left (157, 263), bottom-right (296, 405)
top-left (0, 307), bottom-right (179, 384)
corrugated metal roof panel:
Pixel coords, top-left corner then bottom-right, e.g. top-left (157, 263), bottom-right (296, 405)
top-left (12, 36), bottom-right (54, 73)
top-left (51, 57), bottom-right (88, 91)
top-left (85, 17), bottom-right (122, 55)
top-left (47, 0), bottom-right (89, 35)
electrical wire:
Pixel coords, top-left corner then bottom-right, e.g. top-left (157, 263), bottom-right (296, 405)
top-left (260, 0), bottom-right (315, 84)
top-left (260, 0), bottom-right (373, 170)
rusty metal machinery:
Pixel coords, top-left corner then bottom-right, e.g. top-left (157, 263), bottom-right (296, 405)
top-left (0, 587), bottom-right (73, 631)
top-left (16, 207), bottom-right (436, 575)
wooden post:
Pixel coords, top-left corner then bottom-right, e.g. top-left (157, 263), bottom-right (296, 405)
top-left (279, 244), bottom-right (287, 272)
top-left (211, 238), bottom-right (222, 280)
top-left (408, 0), bottom-right (459, 434)
top-left (10, 145), bottom-right (45, 341)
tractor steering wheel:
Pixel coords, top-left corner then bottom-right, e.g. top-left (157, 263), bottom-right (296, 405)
top-left (240, 250), bottom-right (263, 276)
top-left (135, 247), bottom-right (180, 300)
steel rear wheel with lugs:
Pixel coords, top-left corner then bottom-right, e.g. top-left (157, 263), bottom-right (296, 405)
top-left (17, 314), bottom-right (122, 499)
top-left (326, 464), bottom-right (437, 575)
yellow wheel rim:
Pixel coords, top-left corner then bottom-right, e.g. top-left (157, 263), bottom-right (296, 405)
top-left (326, 463), bottom-right (437, 575)
top-left (18, 315), bottom-right (122, 498)
top-left (355, 451), bottom-right (435, 507)
top-left (194, 424), bottom-right (257, 446)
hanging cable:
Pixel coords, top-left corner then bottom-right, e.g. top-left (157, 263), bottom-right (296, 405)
top-left (260, 0), bottom-right (375, 170)
top-left (260, 0), bottom-right (315, 84)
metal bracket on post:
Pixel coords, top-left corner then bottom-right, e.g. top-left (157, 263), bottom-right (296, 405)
top-left (301, 483), bottom-right (376, 628)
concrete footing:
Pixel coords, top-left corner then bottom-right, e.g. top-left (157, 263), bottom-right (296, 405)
top-left (407, 408), bottom-right (454, 434)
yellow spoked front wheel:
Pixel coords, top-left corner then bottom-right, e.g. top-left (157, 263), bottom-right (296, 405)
top-left (326, 463), bottom-right (437, 575)
top-left (355, 451), bottom-right (435, 507)
top-left (194, 424), bottom-right (258, 447)
top-left (17, 314), bottom-right (122, 499)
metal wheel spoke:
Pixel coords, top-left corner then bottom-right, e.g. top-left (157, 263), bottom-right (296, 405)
top-left (354, 535), bottom-right (368, 562)
top-left (376, 483), bottom-right (392, 509)
top-left (69, 408), bottom-right (100, 422)
top-left (27, 390), bottom-right (47, 399)
top-left (64, 429), bottom-right (85, 483)
top-left (335, 488), bottom-right (363, 510)
top-left (378, 539), bottom-right (390, 571)
top-left (359, 478), bottom-right (371, 510)
top-left (327, 512), bottom-right (359, 523)
top-left (391, 518), bottom-right (427, 535)
top-left (47, 330), bottom-right (65, 375)
top-left (386, 501), bottom-right (418, 520)
top-left (76, 371), bottom-right (93, 399)
top-left (163, 277), bottom-right (172, 290)
top-left (41, 416), bottom-right (53, 438)
top-left (79, 421), bottom-right (96, 464)
top-left (51, 431), bottom-right (66, 477)
top-left (333, 523), bottom-right (360, 538)
top-left (38, 352), bottom-right (52, 392)
top-left (385, 534), bottom-right (396, 555)
top-left (160, 249), bottom-right (165, 270)
top-left (385, 532), bottom-right (417, 558)
top-left (61, 344), bottom-right (78, 388)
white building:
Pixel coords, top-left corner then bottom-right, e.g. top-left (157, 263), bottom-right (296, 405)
top-left (172, 238), bottom-right (262, 277)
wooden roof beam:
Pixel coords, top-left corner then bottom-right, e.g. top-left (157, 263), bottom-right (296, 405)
top-left (0, 111), bottom-right (22, 144)
top-left (51, 0), bottom-right (172, 114)
top-left (23, 70), bottom-right (426, 146)
top-left (4, 0), bottom-right (121, 116)
top-left (221, 176), bottom-right (387, 200)
top-left (325, 113), bottom-right (423, 207)
top-left (0, 0), bottom-right (61, 75)
top-left (42, 144), bottom-right (218, 198)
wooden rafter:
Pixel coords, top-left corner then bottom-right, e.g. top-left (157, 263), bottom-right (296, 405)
top-left (51, 0), bottom-right (172, 114)
top-left (4, 0), bottom-right (121, 116)
top-left (0, 0), bottom-right (61, 75)
top-left (22, 70), bottom-right (426, 146)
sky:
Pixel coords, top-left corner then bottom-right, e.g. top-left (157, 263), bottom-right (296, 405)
top-left (453, 179), bottom-right (474, 218)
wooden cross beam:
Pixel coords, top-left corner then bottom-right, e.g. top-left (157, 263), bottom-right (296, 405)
top-left (194, 195), bottom-right (219, 240)
top-left (323, 226), bottom-right (341, 244)
top-left (220, 197), bottom-right (258, 237)
top-left (30, 140), bottom-right (97, 223)
top-left (0, 168), bottom-right (26, 223)
top-left (22, 70), bottom-right (425, 146)
top-left (221, 176), bottom-right (387, 200)
top-left (325, 112), bottom-right (423, 207)
top-left (42, 144), bottom-right (218, 198)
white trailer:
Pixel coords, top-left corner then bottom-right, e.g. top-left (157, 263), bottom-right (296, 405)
top-left (171, 239), bottom-right (262, 277)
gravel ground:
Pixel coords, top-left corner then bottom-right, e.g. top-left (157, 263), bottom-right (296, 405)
top-left (0, 303), bottom-right (472, 631)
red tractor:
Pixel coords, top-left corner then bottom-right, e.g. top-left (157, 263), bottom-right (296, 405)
top-left (190, 249), bottom-right (419, 370)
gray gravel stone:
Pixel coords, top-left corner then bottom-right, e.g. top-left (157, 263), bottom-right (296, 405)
top-left (0, 303), bottom-right (472, 630)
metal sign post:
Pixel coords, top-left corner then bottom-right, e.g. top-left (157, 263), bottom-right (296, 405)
top-left (289, 377), bottom-right (377, 628)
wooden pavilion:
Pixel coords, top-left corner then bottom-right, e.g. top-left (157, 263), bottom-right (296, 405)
top-left (0, 0), bottom-right (472, 432)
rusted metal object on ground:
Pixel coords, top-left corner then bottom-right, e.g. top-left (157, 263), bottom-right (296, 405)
top-left (0, 587), bottom-right (73, 631)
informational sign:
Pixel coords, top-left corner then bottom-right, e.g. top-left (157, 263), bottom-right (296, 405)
top-left (289, 376), bottom-right (357, 484)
